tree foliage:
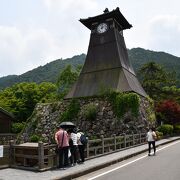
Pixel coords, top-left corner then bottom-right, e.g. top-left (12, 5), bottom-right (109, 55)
top-left (0, 82), bottom-right (57, 122)
top-left (161, 86), bottom-right (180, 104)
top-left (156, 100), bottom-right (180, 125)
top-left (138, 62), bottom-right (177, 99)
top-left (56, 64), bottom-right (81, 98)
top-left (0, 54), bottom-right (86, 90)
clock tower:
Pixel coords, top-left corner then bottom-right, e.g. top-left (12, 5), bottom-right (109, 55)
top-left (65, 7), bottom-right (146, 98)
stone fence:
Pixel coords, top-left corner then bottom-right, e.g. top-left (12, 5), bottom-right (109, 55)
top-left (0, 133), bottom-right (147, 171)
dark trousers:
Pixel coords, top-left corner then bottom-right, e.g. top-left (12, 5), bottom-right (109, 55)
top-left (148, 141), bottom-right (156, 154)
top-left (69, 145), bottom-right (78, 164)
top-left (78, 145), bottom-right (85, 162)
top-left (58, 146), bottom-right (69, 168)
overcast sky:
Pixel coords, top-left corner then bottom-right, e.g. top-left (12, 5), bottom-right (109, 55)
top-left (0, 0), bottom-right (180, 77)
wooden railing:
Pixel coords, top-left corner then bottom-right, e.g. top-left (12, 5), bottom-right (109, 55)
top-left (9, 142), bottom-right (57, 171)
top-left (0, 145), bottom-right (10, 169)
top-left (0, 134), bottom-right (16, 145)
top-left (0, 133), bottom-right (146, 171)
top-left (0, 134), bottom-right (16, 169)
top-left (86, 133), bottom-right (146, 158)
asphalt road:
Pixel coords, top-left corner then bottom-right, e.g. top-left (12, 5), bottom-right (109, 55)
top-left (75, 140), bottom-right (180, 180)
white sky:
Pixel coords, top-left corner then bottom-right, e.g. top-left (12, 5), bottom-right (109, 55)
top-left (0, 0), bottom-right (180, 77)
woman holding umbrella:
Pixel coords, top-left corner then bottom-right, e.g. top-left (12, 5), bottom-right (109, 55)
top-left (59, 121), bottom-right (76, 129)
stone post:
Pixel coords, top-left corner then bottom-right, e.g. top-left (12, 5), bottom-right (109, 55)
top-left (86, 141), bottom-right (89, 158)
top-left (9, 140), bottom-right (14, 167)
top-left (38, 141), bottom-right (44, 170)
top-left (101, 135), bottom-right (104, 154)
top-left (124, 134), bottom-right (126, 148)
top-left (113, 134), bottom-right (116, 151)
top-left (133, 134), bottom-right (136, 146)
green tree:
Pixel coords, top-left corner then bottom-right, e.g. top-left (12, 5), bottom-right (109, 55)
top-left (161, 86), bottom-right (180, 104)
top-left (75, 64), bottom-right (83, 74)
top-left (38, 82), bottom-right (58, 103)
top-left (138, 62), bottom-right (177, 99)
top-left (0, 82), bottom-right (57, 122)
top-left (56, 65), bottom-right (80, 97)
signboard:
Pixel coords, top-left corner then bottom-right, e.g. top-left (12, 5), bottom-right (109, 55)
top-left (0, 145), bottom-right (3, 157)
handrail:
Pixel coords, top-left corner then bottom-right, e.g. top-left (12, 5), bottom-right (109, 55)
top-left (0, 134), bottom-right (16, 145)
top-left (2, 133), bottom-right (147, 171)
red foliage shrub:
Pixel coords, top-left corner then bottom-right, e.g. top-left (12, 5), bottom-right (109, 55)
top-left (156, 100), bottom-right (180, 125)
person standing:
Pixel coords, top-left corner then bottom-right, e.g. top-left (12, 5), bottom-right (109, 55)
top-left (77, 129), bottom-right (86, 163)
top-left (55, 126), bottom-right (69, 169)
top-left (147, 127), bottom-right (157, 156)
top-left (69, 128), bottom-right (78, 166)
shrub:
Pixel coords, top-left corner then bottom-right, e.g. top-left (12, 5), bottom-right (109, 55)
top-left (155, 131), bottom-right (163, 140)
top-left (111, 94), bottom-right (154, 122)
top-left (108, 92), bottom-right (140, 119)
top-left (11, 122), bottom-right (25, 133)
top-left (30, 134), bottom-right (40, 142)
top-left (60, 99), bottom-right (80, 122)
top-left (83, 103), bottom-right (97, 121)
top-left (127, 93), bottom-right (140, 117)
top-left (115, 94), bottom-right (125, 118)
top-left (146, 96), bottom-right (156, 122)
top-left (31, 118), bottom-right (38, 129)
top-left (156, 100), bottom-right (180, 125)
top-left (173, 125), bottom-right (180, 134)
top-left (157, 124), bottom-right (173, 135)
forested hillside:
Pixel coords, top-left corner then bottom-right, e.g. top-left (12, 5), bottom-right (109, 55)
top-left (129, 48), bottom-right (180, 79)
top-left (0, 48), bottom-right (180, 90)
top-left (0, 54), bottom-right (86, 90)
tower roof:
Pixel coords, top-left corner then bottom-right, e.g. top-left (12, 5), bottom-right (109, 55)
top-left (65, 7), bottom-right (146, 99)
top-left (80, 7), bottom-right (132, 30)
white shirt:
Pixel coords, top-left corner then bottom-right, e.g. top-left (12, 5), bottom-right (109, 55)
top-left (147, 131), bottom-right (156, 142)
top-left (77, 132), bottom-right (83, 145)
top-left (71, 132), bottom-right (78, 146)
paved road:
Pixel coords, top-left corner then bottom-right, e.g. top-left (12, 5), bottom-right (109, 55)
top-left (75, 140), bottom-right (180, 180)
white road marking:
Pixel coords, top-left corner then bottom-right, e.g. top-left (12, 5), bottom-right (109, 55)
top-left (88, 140), bottom-right (180, 180)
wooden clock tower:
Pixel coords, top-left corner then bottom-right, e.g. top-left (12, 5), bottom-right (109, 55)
top-left (65, 7), bottom-right (146, 98)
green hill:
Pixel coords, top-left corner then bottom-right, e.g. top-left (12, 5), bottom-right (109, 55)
top-left (0, 48), bottom-right (179, 90)
top-left (129, 48), bottom-right (180, 77)
top-left (0, 54), bottom-right (86, 90)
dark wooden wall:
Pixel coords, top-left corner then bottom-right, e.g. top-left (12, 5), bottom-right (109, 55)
top-left (0, 111), bottom-right (12, 133)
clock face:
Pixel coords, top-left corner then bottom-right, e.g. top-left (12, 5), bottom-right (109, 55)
top-left (97, 23), bottom-right (108, 34)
